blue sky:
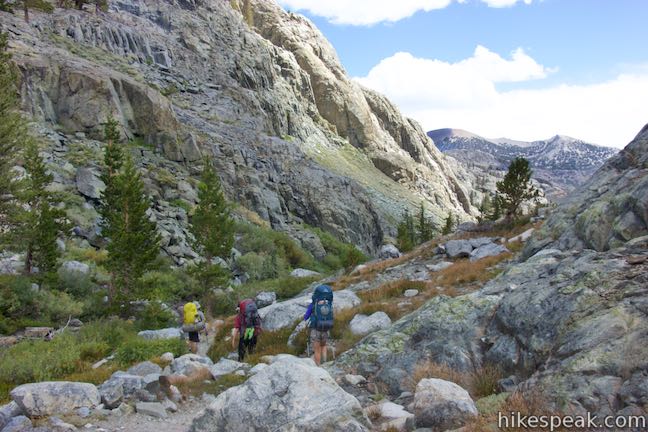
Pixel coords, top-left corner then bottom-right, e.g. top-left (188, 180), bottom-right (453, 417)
top-left (278, 0), bottom-right (648, 148)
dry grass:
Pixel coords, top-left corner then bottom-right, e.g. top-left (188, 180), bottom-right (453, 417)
top-left (60, 364), bottom-right (118, 385)
top-left (463, 388), bottom-right (565, 432)
top-left (407, 360), bottom-right (504, 399)
top-left (365, 404), bottom-right (382, 421)
top-left (435, 254), bottom-right (511, 288)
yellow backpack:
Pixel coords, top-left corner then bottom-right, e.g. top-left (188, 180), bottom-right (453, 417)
top-left (183, 302), bottom-right (198, 325)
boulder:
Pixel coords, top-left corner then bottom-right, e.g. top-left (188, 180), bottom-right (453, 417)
top-left (61, 260), bottom-right (90, 275)
top-left (248, 364), bottom-right (268, 375)
top-left (0, 253), bottom-right (21, 275)
top-left (190, 355), bottom-right (370, 431)
top-left (426, 261), bottom-right (453, 272)
top-left (349, 312), bottom-right (392, 336)
top-left (210, 359), bottom-right (247, 379)
top-left (108, 372), bottom-right (144, 397)
top-left (0, 415), bottom-right (31, 432)
top-left (142, 373), bottom-right (162, 394)
top-left (136, 402), bottom-right (168, 419)
top-left (468, 237), bottom-right (495, 248)
top-left (444, 240), bottom-right (473, 258)
top-left (379, 244), bottom-right (401, 260)
top-left (98, 378), bottom-right (124, 409)
top-left (0, 402), bottom-right (22, 430)
top-left (137, 328), bottom-right (182, 340)
top-left (10, 382), bottom-right (100, 417)
top-left (469, 243), bottom-right (509, 262)
top-left (258, 289), bottom-right (361, 331)
top-left (127, 361), bottom-right (162, 377)
top-left (255, 291), bottom-right (277, 308)
top-left (23, 327), bottom-right (53, 339)
top-left (172, 354), bottom-right (213, 375)
top-left (507, 228), bottom-right (535, 243)
top-left (290, 268), bottom-right (321, 278)
top-left (412, 378), bottom-right (478, 430)
top-left (160, 352), bottom-right (175, 363)
top-left (75, 167), bottom-right (105, 199)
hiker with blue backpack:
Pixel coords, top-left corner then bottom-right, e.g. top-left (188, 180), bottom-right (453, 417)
top-left (304, 284), bottom-right (334, 366)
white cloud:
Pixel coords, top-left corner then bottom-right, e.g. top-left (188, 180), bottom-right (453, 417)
top-left (277, 0), bottom-right (532, 26)
top-left (356, 49), bottom-right (648, 148)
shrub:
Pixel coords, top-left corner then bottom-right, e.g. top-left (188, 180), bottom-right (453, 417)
top-left (0, 275), bottom-right (84, 329)
top-left (235, 223), bottom-right (315, 271)
top-left (204, 290), bottom-right (238, 318)
top-left (115, 337), bottom-right (187, 366)
top-left (236, 252), bottom-right (288, 281)
top-left (57, 267), bottom-right (95, 298)
top-left (79, 341), bottom-right (111, 362)
top-left (135, 302), bottom-right (177, 331)
top-left (137, 270), bottom-right (186, 302)
top-left (341, 245), bottom-right (367, 269)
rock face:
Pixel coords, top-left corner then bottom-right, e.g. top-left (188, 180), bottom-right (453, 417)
top-left (190, 355), bottom-right (370, 432)
top-left (412, 378), bottom-right (477, 430)
top-left (335, 125), bottom-right (648, 420)
top-left (5, 0), bottom-right (474, 258)
top-left (525, 124), bottom-right (648, 254)
top-left (10, 382), bottom-right (100, 417)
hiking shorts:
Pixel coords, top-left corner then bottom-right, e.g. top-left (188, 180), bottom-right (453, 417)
top-left (188, 331), bottom-right (200, 342)
top-left (310, 329), bottom-right (329, 345)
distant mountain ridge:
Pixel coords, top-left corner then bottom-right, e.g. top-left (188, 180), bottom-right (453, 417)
top-left (428, 128), bottom-right (619, 199)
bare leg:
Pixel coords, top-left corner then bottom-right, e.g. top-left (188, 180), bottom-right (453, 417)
top-left (313, 341), bottom-right (322, 365)
top-left (321, 343), bottom-right (327, 363)
top-left (189, 341), bottom-right (198, 354)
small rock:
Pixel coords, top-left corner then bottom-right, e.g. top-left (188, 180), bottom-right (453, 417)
top-left (0, 402), bottom-right (22, 430)
top-left (49, 416), bottom-right (77, 432)
top-left (426, 261), bottom-right (453, 272)
top-left (379, 244), bottom-right (401, 259)
top-left (77, 406), bottom-right (91, 418)
top-left (210, 359), bottom-right (247, 379)
top-left (135, 402), bottom-right (167, 418)
top-left (497, 376), bottom-right (519, 393)
top-left (255, 291), bottom-right (277, 308)
top-left (168, 386), bottom-right (182, 403)
top-left (344, 374), bottom-right (367, 386)
top-left (507, 228), bottom-right (534, 243)
top-left (134, 389), bottom-right (157, 403)
top-left (403, 289), bottom-right (419, 298)
top-left (290, 268), bottom-right (321, 278)
top-left (161, 398), bottom-right (177, 413)
top-left (160, 352), bottom-right (175, 363)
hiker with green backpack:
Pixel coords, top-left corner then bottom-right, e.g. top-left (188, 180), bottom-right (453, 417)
top-left (304, 284), bottom-right (334, 366)
top-left (232, 299), bottom-right (261, 361)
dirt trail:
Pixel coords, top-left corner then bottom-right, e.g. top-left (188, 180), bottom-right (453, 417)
top-left (85, 322), bottom-right (221, 432)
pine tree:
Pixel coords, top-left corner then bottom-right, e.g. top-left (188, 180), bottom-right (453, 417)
top-left (490, 193), bottom-right (502, 221)
top-left (103, 155), bottom-right (160, 303)
top-left (496, 157), bottom-right (539, 221)
top-left (18, 140), bottom-right (64, 280)
top-left (11, 0), bottom-right (54, 22)
top-left (189, 159), bottom-right (234, 288)
top-left (478, 194), bottom-right (493, 223)
top-left (442, 213), bottom-right (454, 235)
top-left (416, 202), bottom-right (433, 243)
top-left (396, 209), bottom-right (416, 252)
top-left (99, 116), bottom-right (123, 236)
top-left (0, 32), bottom-right (25, 237)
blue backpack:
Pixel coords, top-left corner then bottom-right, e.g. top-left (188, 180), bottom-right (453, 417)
top-left (310, 285), bottom-right (334, 331)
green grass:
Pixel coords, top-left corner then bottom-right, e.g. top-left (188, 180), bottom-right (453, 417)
top-left (0, 319), bottom-right (187, 402)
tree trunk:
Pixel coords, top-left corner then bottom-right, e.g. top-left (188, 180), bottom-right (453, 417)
top-left (23, 4), bottom-right (29, 22)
